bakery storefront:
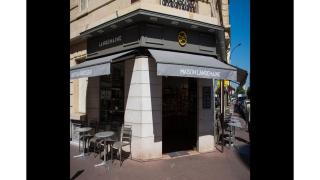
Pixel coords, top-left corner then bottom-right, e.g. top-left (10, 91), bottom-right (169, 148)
top-left (70, 9), bottom-right (247, 160)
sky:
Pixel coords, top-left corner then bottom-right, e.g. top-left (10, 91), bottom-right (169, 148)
top-left (229, 0), bottom-right (250, 89)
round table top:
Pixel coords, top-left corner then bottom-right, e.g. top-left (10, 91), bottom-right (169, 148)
top-left (227, 121), bottom-right (242, 128)
top-left (95, 131), bottom-right (114, 138)
top-left (230, 118), bottom-right (240, 122)
top-left (74, 127), bottom-right (92, 132)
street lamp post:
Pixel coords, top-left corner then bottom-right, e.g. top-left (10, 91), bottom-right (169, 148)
top-left (229, 43), bottom-right (241, 63)
top-left (222, 43), bottom-right (241, 105)
top-left (226, 43), bottom-right (241, 105)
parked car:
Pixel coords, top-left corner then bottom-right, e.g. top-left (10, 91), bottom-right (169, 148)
top-left (235, 94), bottom-right (246, 112)
top-left (230, 96), bottom-right (236, 103)
top-left (241, 99), bottom-right (250, 124)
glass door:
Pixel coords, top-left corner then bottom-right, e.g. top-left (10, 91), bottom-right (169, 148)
top-left (162, 77), bottom-right (197, 153)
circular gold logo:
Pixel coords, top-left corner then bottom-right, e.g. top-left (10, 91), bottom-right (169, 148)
top-left (178, 31), bottom-right (187, 46)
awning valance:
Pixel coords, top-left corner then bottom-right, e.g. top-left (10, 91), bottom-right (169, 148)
top-left (148, 49), bottom-right (241, 81)
top-left (70, 50), bottom-right (134, 79)
top-left (235, 66), bottom-right (248, 86)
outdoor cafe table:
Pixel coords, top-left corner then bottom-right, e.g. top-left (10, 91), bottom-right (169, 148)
top-left (229, 116), bottom-right (242, 121)
top-left (227, 121), bottom-right (242, 147)
top-left (73, 127), bottom-right (92, 158)
top-left (94, 131), bottom-right (115, 168)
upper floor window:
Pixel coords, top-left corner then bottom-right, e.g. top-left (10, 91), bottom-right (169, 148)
top-left (161, 0), bottom-right (198, 13)
top-left (79, 0), bottom-right (88, 12)
top-left (131, 0), bottom-right (139, 3)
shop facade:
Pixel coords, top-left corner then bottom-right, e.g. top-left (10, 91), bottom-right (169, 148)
top-left (70, 9), bottom-right (246, 160)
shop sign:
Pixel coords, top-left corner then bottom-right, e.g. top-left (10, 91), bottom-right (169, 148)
top-left (178, 31), bottom-right (187, 46)
top-left (216, 80), bottom-right (230, 87)
top-left (71, 69), bottom-right (92, 78)
top-left (179, 68), bottom-right (221, 78)
top-left (224, 80), bottom-right (229, 87)
top-left (98, 35), bottom-right (122, 48)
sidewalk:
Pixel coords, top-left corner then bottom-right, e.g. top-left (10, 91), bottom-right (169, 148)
top-left (71, 144), bottom-right (249, 180)
top-left (70, 104), bottom-right (250, 180)
top-left (230, 111), bottom-right (250, 169)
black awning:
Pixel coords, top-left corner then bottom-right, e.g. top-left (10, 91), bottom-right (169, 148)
top-left (148, 49), bottom-right (238, 81)
top-left (70, 50), bottom-right (134, 79)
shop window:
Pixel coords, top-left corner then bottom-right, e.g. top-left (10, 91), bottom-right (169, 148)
top-left (100, 62), bottom-right (125, 127)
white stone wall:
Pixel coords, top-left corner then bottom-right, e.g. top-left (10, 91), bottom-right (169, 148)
top-left (70, 41), bottom-right (87, 117)
top-left (70, 0), bottom-right (219, 40)
top-left (78, 77), bottom-right (88, 113)
top-left (197, 78), bottom-right (215, 153)
top-left (124, 56), bottom-right (163, 160)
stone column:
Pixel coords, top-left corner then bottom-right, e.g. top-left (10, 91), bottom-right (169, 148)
top-left (78, 77), bottom-right (88, 113)
top-left (124, 56), bottom-right (163, 160)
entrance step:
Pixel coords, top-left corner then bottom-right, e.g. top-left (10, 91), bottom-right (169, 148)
top-left (162, 150), bottom-right (200, 159)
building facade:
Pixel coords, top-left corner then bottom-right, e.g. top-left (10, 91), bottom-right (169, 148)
top-left (70, 0), bottom-right (243, 161)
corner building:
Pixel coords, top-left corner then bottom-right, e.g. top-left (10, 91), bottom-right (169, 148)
top-left (70, 0), bottom-right (245, 160)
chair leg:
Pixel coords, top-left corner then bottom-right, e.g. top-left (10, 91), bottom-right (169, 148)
top-left (94, 142), bottom-right (99, 158)
top-left (78, 134), bottom-right (81, 152)
top-left (229, 130), bottom-right (232, 147)
top-left (84, 138), bottom-right (86, 153)
top-left (111, 144), bottom-right (113, 164)
top-left (130, 144), bottom-right (132, 160)
top-left (93, 142), bottom-right (96, 155)
top-left (119, 148), bottom-right (122, 167)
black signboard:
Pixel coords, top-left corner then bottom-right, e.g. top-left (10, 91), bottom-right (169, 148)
top-left (202, 86), bottom-right (211, 109)
top-left (86, 23), bottom-right (217, 59)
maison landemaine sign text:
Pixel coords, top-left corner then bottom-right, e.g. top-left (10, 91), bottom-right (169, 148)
top-left (98, 35), bottom-right (122, 48)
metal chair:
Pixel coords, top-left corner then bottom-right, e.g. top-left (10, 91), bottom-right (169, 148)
top-left (216, 112), bottom-right (233, 149)
top-left (98, 121), bottom-right (121, 158)
top-left (88, 122), bottom-right (106, 158)
top-left (222, 113), bottom-right (234, 147)
top-left (109, 121), bottom-right (121, 141)
top-left (89, 121), bottom-right (121, 159)
top-left (78, 116), bottom-right (89, 152)
top-left (112, 124), bottom-right (132, 166)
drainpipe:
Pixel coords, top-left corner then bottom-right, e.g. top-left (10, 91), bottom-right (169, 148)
top-left (217, 0), bottom-right (224, 26)
top-left (209, 0), bottom-right (216, 18)
top-left (218, 0), bottom-right (227, 151)
top-left (217, 29), bottom-right (227, 131)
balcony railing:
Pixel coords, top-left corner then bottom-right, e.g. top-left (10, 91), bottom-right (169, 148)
top-left (161, 0), bottom-right (198, 13)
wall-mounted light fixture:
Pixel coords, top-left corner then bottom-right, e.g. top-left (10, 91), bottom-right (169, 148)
top-left (125, 18), bottom-right (133, 23)
top-left (191, 25), bottom-right (198, 29)
top-left (110, 24), bottom-right (117, 29)
top-left (97, 29), bottom-right (104, 34)
top-left (171, 21), bottom-right (179, 25)
top-left (149, 17), bottom-right (158, 21)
